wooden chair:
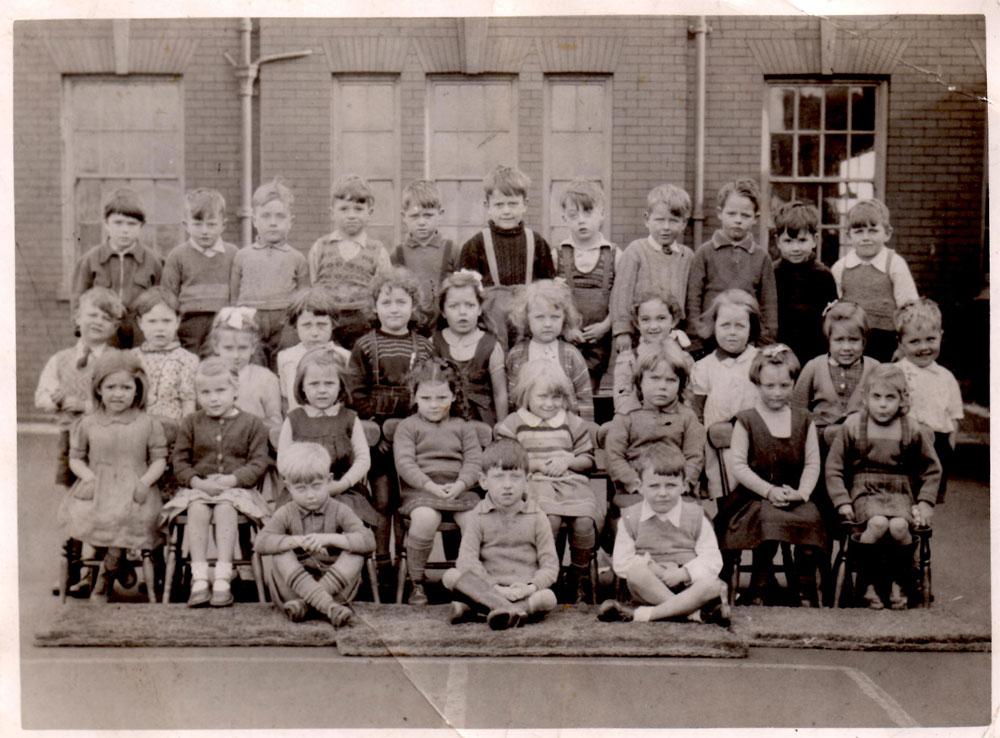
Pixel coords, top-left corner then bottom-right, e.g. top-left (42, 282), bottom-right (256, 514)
top-left (59, 540), bottom-right (157, 603)
top-left (831, 521), bottom-right (932, 608)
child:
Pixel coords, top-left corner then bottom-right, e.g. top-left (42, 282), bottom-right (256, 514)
top-left (129, 287), bottom-right (198, 441)
top-left (604, 342), bottom-right (705, 514)
top-left (277, 286), bottom-right (351, 413)
top-left (771, 201), bottom-right (838, 364)
top-left (230, 179), bottom-right (310, 369)
top-left (825, 364), bottom-right (941, 609)
top-left (255, 442), bottom-right (376, 627)
top-left (793, 301), bottom-right (881, 446)
top-left (598, 444), bottom-right (728, 624)
top-left (61, 349), bottom-right (167, 602)
top-left (161, 188), bottom-right (239, 355)
top-left (276, 346), bottom-right (379, 527)
top-left (73, 188), bottom-right (162, 348)
top-left (308, 174), bottom-right (392, 349)
top-left (613, 291), bottom-right (692, 416)
top-left (894, 299), bottom-right (963, 504)
top-left (715, 345), bottom-right (827, 606)
top-left (162, 358), bottom-right (270, 607)
top-left (457, 165), bottom-right (555, 348)
top-left (556, 179), bottom-right (619, 391)
top-left (433, 269), bottom-right (508, 425)
top-left (391, 179), bottom-right (456, 306)
top-left (831, 199), bottom-right (918, 362)
top-left (686, 179), bottom-right (778, 346)
top-left (505, 279), bottom-right (594, 423)
top-left (393, 358), bottom-right (484, 605)
top-left (690, 289), bottom-right (762, 500)
top-left (496, 360), bottom-right (601, 603)
top-left (610, 184), bottom-right (695, 356)
top-left (441, 439), bottom-right (559, 629)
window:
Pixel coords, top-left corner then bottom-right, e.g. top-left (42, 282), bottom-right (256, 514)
top-left (543, 77), bottom-right (612, 246)
top-left (332, 76), bottom-right (401, 247)
top-left (426, 77), bottom-right (518, 246)
top-left (62, 77), bottom-right (184, 293)
top-left (763, 81), bottom-right (886, 264)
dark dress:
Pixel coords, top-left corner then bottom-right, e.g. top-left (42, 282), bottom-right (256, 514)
top-left (559, 243), bottom-right (616, 389)
top-left (715, 407), bottom-right (827, 550)
top-left (432, 329), bottom-right (499, 427)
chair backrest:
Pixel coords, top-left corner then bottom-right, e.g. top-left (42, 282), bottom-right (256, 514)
top-left (361, 419), bottom-right (382, 447)
top-left (470, 420), bottom-right (493, 448)
top-left (707, 421), bottom-right (733, 451)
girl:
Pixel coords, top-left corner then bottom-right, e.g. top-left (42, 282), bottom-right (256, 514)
top-left (60, 349), bottom-right (167, 602)
top-left (716, 345), bottom-right (826, 607)
top-left (825, 364), bottom-right (940, 609)
top-left (612, 291), bottom-right (692, 416)
top-left (433, 269), bottom-right (508, 426)
top-left (346, 266), bottom-right (434, 586)
top-left (162, 357), bottom-right (270, 607)
top-left (505, 279), bottom-right (594, 422)
top-left (496, 359), bottom-right (600, 603)
top-left (690, 289), bottom-right (762, 500)
top-left (393, 358), bottom-right (484, 605)
top-left (277, 346), bottom-right (379, 526)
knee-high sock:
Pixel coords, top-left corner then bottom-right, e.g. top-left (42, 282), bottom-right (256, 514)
top-left (320, 566), bottom-right (350, 598)
top-left (406, 535), bottom-right (435, 583)
top-left (286, 563), bottom-right (335, 612)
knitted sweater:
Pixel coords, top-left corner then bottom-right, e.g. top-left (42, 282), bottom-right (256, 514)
top-left (392, 415), bottom-right (483, 498)
top-left (774, 258), bottom-right (838, 365)
top-left (255, 497), bottom-right (376, 556)
top-left (231, 242), bottom-right (310, 310)
top-left (610, 237), bottom-right (694, 336)
top-left (161, 240), bottom-right (238, 314)
top-left (458, 222), bottom-right (555, 287)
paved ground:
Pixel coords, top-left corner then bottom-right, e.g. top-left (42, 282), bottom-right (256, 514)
top-left (14, 431), bottom-right (992, 730)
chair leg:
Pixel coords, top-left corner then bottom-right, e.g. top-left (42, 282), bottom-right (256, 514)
top-left (919, 531), bottom-right (933, 608)
top-left (251, 551), bottom-right (266, 602)
top-left (58, 549), bottom-right (69, 604)
top-left (141, 552), bottom-right (157, 603)
top-left (395, 554), bottom-right (408, 604)
top-left (367, 556), bottom-right (381, 604)
top-left (726, 552), bottom-right (740, 606)
top-left (163, 526), bottom-right (178, 605)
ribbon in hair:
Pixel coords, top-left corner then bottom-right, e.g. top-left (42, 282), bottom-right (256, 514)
top-left (821, 300), bottom-right (839, 318)
top-left (455, 268), bottom-right (484, 288)
top-left (761, 343), bottom-right (790, 359)
top-left (218, 306), bottom-right (257, 330)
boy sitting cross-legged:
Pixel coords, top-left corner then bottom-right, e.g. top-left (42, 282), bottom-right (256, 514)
top-left (255, 442), bottom-right (375, 628)
top-left (441, 439), bottom-right (559, 630)
top-left (598, 443), bottom-right (730, 625)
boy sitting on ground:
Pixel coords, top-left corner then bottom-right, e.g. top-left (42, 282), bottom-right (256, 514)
top-left (598, 444), bottom-right (730, 625)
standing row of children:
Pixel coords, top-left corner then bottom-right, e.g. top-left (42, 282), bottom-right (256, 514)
top-left (37, 162), bottom-right (961, 629)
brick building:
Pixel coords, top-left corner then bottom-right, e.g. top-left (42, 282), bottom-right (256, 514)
top-left (14, 15), bottom-right (988, 420)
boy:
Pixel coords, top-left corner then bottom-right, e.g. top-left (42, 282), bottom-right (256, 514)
top-left (162, 188), bottom-right (239, 355)
top-left (457, 165), bottom-right (555, 348)
top-left (391, 179), bottom-right (456, 307)
top-left (441, 439), bottom-right (559, 630)
top-left (686, 178), bottom-right (778, 347)
top-left (230, 179), bottom-right (310, 370)
top-left (610, 184), bottom-right (694, 356)
top-left (557, 179), bottom-right (619, 391)
top-left (255, 442), bottom-right (376, 627)
top-left (308, 174), bottom-right (391, 349)
top-left (894, 298), bottom-right (962, 504)
top-left (598, 444), bottom-right (729, 625)
top-left (771, 201), bottom-right (838, 364)
top-left (73, 188), bottom-right (162, 348)
top-left (831, 199), bottom-right (918, 362)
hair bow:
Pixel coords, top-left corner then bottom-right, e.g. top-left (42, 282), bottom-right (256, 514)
top-left (761, 344), bottom-right (790, 359)
top-left (821, 300), bottom-right (840, 318)
top-left (218, 306), bottom-right (257, 331)
top-left (455, 268), bottom-right (484, 288)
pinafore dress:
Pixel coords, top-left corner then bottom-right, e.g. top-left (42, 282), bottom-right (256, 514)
top-left (432, 329), bottom-right (499, 426)
top-left (846, 413), bottom-right (920, 524)
top-left (560, 243), bottom-right (615, 387)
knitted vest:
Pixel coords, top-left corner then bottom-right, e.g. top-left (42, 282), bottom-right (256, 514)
top-left (432, 330), bottom-right (497, 419)
top-left (559, 243), bottom-right (615, 325)
top-left (840, 254), bottom-right (897, 331)
top-left (622, 500), bottom-right (703, 566)
top-left (314, 242), bottom-right (382, 309)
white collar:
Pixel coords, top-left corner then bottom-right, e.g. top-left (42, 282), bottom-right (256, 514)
top-left (640, 499), bottom-right (683, 525)
top-left (517, 407), bottom-right (567, 428)
top-left (188, 238), bottom-right (226, 257)
top-left (843, 247), bottom-right (890, 272)
top-left (75, 341), bottom-right (108, 360)
top-left (646, 235), bottom-right (680, 255)
top-left (302, 403), bottom-right (342, 417)
top-left (329, 229), bottom-right (368, 247)
top-left (715, 346), bottom-right (756, 366)
top-left (897, 357), bottom-right (942, 374)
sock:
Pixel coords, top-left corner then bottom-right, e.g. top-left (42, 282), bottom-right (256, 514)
top-left (633, 606), bottom-right (653, 622)
top-left (406, 535), bottom-right (435, 583)
top-left (320, 567), bottom-right (349, 598)
top-left (686, 610), bottom-right (703, 623)
top-left (214, 562), bottom-right (233, 590)
top-left (570, 545), bottom-right (592, 570)
top-left (287, 566), bottom-right (335, 612)
top-left (191, 562), bottom-right (209, 583)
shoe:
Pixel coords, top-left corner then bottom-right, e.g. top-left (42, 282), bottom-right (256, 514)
top-left (487, 607), bottom-right (524, 631)
top-left (574, 569), bottom-right (592, 605)
top-left (863, 585), bottom-right (884, 610)
top-left (282, 599), bottom-right (308, 622)
top-left (326, 603), bottom-right (353, 627)
top-left (597, 599), bottom-right (635, 623)
top-left (408, 582), bottom-right (429, 606)
top-left (209, 585), bottom-right (233, 607)
top-left (889, 582), bottom-right (908, 610)
top-left (449, 601), bottom-right (475, 625)
top-left (701, 589), bottom-right (732, 628)
top-left (799, 598), bottom-right (815, 608)
top-left (748, 596), bottom-right (765, 607)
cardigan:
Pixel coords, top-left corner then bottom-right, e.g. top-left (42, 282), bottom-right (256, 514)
top-left (792, 355), bottom-right (880, 429)
top-left (171, 409), bottom-right (269, 489)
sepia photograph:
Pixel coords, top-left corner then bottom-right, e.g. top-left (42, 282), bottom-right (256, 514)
top-left (8, 1), bottom-right (993, 732)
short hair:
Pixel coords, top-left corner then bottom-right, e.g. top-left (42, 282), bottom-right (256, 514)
top-left (749, 343), bottom-right (802, 384)
top-left (647, 184), bottom-right (692, 219)
top-left (209, 307), bottom-right (262, 353)
top-left (480, 438), bottom-right (529, 474)
top-left (772, 200), bottom-right (819, 237)
top-left (510, 359), bottom-right (575, 410)
top-left (895, 298), bottom-right (942, 336)
top-left (401, 179), bottom-right (443, 211)
top-left (77, 286), bottom-right (125, 323)
top-left (90, 348), bottom-right (147, 410)
top-left (483, 165), bottom-right (530, 200)
top-left (293, 345), bottom-right (349, 408)
top-left (252, 178), bottom-right (294, 211)
top-left (331, 174), bottom-right (374, 207)
top-left (286, 286), bottom-right (338, 327)
top-left (822, 300), bottom-right (869, 341)
top-left (509, 279), bottom-right (582, 342)
top-left (560, 179), bottom-right (605, 212)
top-left (717, 178), bottom-right (761, 214)
top-left (407, 356), bottom-right (462, 414)
top-left (370, 266), bottom-right (430, 330)
top-left (633, 340), bottom-right (693, 402)
top-left (185, 188), bottom-right (226, 221)
top-left (637, 443), bottom-right (686, 480)
top-left (103, 188), bottom-right (146, 223)
top-left (277, 441), bottom-right (332, 484)
top-left (863, 363), bottom-right (910, 417)
top-left (696, 289), bottom-right (763, 346)
top-left (132, 286), bottom-right (179, 317)
top-left (629, 290), bottom-right (683, 338)
top-left (847, 198), bottom-right (891, 229)
top-left (195, 356), bottom-right (239, 388)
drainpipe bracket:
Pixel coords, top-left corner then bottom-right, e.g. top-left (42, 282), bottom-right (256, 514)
top-left (687, 23), bottom-right (712, 37)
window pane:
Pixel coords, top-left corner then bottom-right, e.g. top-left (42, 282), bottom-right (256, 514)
top-left (849, 135), bottom-right (875, 179)
top-left (851, 86), bottom-right (876, 131)
top-left (820, 228), bottom-right (842, 266)
top-left (771, 134), bottom-right (793, 176)
top-left (825, 86), bottom-right (848, 130)
top-left (792, 182), bottom-right (819, 208)
top-left (823, 134), bottom-right (848, 177)
top-left (798, 134), bottom-right (820, 177)
top-left (798, 87), bottom-right (823, 130)
top-left (769, 88), bottom-right (796, 132)
top-left (821, 187), bottom-right (843, 227)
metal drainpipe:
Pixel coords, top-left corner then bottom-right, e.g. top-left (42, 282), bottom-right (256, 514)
top-left (691, 16), bottom-right (709, 248)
